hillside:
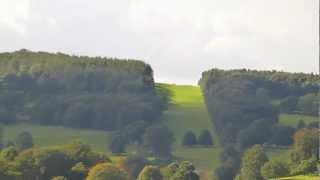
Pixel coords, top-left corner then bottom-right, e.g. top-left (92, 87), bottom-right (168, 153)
top-left (2, 82), bottom-right (318, 179)
top-left (159, 84), bottom-right (221, 171)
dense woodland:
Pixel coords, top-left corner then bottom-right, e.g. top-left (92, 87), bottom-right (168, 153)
top-left (0, 49), bottom-right (167, 131)
top-left (199, 68), bottom-right (319, 180)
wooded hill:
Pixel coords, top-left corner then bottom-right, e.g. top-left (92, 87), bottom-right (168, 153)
top-left (199, 68), bottom-right (319, 146)
top-left (0, 49), bottom-right (167, 130)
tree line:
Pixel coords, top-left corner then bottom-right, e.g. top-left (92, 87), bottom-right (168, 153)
top-left (0, 130), bottom-right (199, 180)
top-left (0, 49), bottom-right (167, 131)
top-left (199, 68), bottom-right (319, 179)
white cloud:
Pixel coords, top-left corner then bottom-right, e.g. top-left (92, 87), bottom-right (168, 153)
top-left (0, 0), bottom-right (318, 84)
top-left (0, 0), bottom-right (30, 35)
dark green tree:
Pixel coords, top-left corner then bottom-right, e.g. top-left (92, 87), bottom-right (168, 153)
top-left (109, 134), bottom-right (127, 154)
top-left (15, 131), bottom-right (33, 151)
top-left (296, 120), bottom-right (306, 129)
top-left (143, 125), bottom-right (174, 158)
top-left (237, 145), bottom-right (268, 180)
top-left (260, 160), bottom-right (289, 179)
top-left (213, 165), bottom-right (236, 180)
top-left (198, 130), bottom-right (213, 146)
top-left (182, 131), bottom-right (197, 146)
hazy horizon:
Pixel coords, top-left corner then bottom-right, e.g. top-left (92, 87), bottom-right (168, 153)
top-left (1, 0), bottom-right (319, 84)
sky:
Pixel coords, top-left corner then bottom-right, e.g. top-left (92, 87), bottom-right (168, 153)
top-left (0, 0), bottom-right (318, 84)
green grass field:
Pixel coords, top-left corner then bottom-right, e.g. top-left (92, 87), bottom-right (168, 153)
top-left (4, 83), bottom-right (318, 179)
top-left (278, 175), bottom-right (320, 180)
top-left (279, 114), bottom-right (318, 127)
top-left (4, 124), bottom-right (112, 152)
top-left (159, 84), bottom-right (221, 171)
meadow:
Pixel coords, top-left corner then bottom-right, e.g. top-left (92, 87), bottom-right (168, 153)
top-left (4, 124), bottom-right (112, 152)
top-left (159, 84), bottom-right (221, 171)
top-left (279, 113), bottom-right (318, 127)
top-left (3, 83), bottom-right (319, 179)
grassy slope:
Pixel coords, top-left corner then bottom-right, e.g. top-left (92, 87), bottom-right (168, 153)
top-left (4, 124), bottom-right (111, 152)
top-left (159, 84), bottom-right (221, 171)
top-left (278, 175), bottom-right (320, 180)
top-left (279, 114), bottom-right (318, 127)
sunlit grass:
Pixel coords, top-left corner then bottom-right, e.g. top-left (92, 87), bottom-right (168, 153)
top-left (159, 84), bottom-right (221, 171)
top-left (279, 114), bottom-right (318, 127)
top-left (4, 124), bottom-right (112, 152)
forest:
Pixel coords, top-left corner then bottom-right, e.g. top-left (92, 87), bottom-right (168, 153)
top-left (0, 50), bottom-right (318, 180)
top-left (199, 68), bottom-right (319, 180)
top-left (0, 49), bottom-right (167, 130)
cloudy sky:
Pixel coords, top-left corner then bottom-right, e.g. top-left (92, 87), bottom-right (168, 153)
top-left (0, 0), bottom-right (318, 84)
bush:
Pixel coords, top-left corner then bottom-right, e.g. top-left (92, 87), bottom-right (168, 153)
top-left (296, 120), bottom-right (306, 129)
top-left (86, 163), bottom-right (128, 180)
top-left (198, 130), bottom-right (213, 146)
top-left (109, 134), bottom-right (127, 154)
top-left (213, 165), bottom-right (236, 180)
top-left (290, 159), bottom-right (318, 175)
top-left (0, 146), bottom-right (18, 161)
top-left (15, 131), bottom-right (33, 151)
top-left (51, 176), bottom-right (67, 180)
top-left (182, 131), bottom-right (197, 146)
top-left (138, 166), bottom-right (162, 180)
top-left (237, 145), bottom-right (268, 180)
top-left (143, 125), bottom-right (174, 158)
top-left (260, 160), bottom-right (289, 179)
top-left (121, 155), bottom-right (148, 178)
top-left (268, 126), bottom-right (295, 146)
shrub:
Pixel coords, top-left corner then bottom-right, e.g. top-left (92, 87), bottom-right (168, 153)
top-left (15, 131), bottom-right (33, 151)
top-left (198, 130), bottom-right (213, 146)
top-left (182, 131), bottom-right (197, 146)
top-left (138, 166), bottom-right (163, 180)
top-left (260, 160), bottom-right (289, 179)
top-left (86, 163), bottom-right (128, 180)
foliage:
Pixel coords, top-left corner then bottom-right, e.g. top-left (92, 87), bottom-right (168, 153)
top-left (109, 134), bottom-right (127, 154)
top-left (121, 155), bottom-right (148, 178)
top-left (70, 162), bottom-right (88, 180)
top-left (86, 163), bottom-right (128, 180)
top-left (213, 165), bottom-right (236, 180)
top-left (143, 125), bottom-right (174, 158)
top-left (163, 161), bottom-right (199, 180)
top-left (260, 160), bottom-right (289, 179)
top-left (237, 145), bottom-right (268, 180)
top-left (0, 141), bottom-right (113, 180)
top-left (0, 146), bottom-right (18, 161)
top-left (296, 120), bottom-right (306, 129)
top-left (138, 165), bottom-right (163, 180)
top-left (297, 93), bottom-right (319, 116)
top-left (199, 69), bottom-right (319, 145)
top-left (15, 131), bottom-right (33, 151)
top-left (291, 128), bottom-right (319, 162)
top-left (197, 129), bottom-right (214, 146)
top-left (182, 131), bottom-right (197, 146)
top-left (236, 119), bottom-right (272, 149)
top-left (51, 176), bottom-right (68, 180)
top-left (268, 125), bottom-right (295, 146)
top-left (0, 50), bottom-right (167, 131)
top-left (279, 96), bottom-right (298, 113)
top-left (289, 159), bottom-right (318, 175)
